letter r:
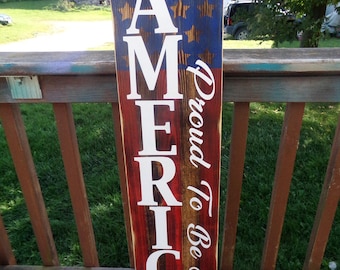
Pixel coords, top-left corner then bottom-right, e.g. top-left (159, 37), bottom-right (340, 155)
top-left (135, 156), bottom-right (182, 206)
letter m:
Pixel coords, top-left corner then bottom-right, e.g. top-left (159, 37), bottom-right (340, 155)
top-left (123, 35), bottom-right (183, 100)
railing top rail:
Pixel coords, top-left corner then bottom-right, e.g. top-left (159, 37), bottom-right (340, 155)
top-left (1, 48), bottom-right (340, 103)
top-left (1, 48), bottom-right (340, 76)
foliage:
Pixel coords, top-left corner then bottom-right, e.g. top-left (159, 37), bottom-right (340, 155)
top-left (247, 0), bottom-right (340, 47)
top-left (51, 0), bottom-right (76, 11)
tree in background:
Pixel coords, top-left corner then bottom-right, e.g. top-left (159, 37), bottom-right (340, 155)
top-left (248, 0), bottom-right (339, 47)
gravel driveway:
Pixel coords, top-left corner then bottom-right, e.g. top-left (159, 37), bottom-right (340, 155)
top-left (0, 20), bottom-right (114, 52)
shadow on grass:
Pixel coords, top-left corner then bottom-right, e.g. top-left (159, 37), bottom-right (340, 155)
top-left (0, 102), bottom-right (339, 268)
top-left (220, 102), bottom-right (340, 269)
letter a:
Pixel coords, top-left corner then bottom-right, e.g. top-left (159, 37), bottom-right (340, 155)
top-left (127, 0), bottom-right (178, 34)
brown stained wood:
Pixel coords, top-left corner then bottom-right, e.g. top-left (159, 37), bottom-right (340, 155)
top-left (1, 49), bottom-right (340, 104)
top-left (111, 1), bottom-right (223, 268)
top-left (303, 116), bottom-right (340, 270)
top-left (2, 49), bottom-right (340, 76)
top-left (0, 103), bottom-right (58, 266)
top-left (0, 215), bottom-right (16, 265)
top-left (111, 103), bottom-right (134, 268)
top-left (53, 103), bottom-right (99, 267)
top-left (3, 75), bottom-right (340, 103)
top-left (220, 102), bottom-right (250, 270)
top-left (261, 102), bottom-right (305, 269)
top-left (0, 51), bottom-right (116, 76)
top-left (39, 76), bottom-right (117, 103)
top-left (0, 49), bottom-right (340, 269)
top-left (223, 76), bottom-right (340, 103)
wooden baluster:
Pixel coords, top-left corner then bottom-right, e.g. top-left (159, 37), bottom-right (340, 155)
top-left (0, 103), bottom-right (58, 266)
top-left (261, 102), bottom-right (305, 269)
top-left (0, 214), bottom-right (16, 265)
top-left (53, 103), bottom-right (99, 267)
top-left (111, 102), bottom-right (134, 268)
top-left (220, 102), bottom-right (250, 270)
top-left (303, 116), bottom-right (340, 270)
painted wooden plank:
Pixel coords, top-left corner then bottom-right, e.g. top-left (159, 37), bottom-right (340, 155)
top-left (53, 103), bottom-right (99, 267)
top-left (111, 0), bottom-right (223, 269)
top-left (111, 102), bottom-right (134, 268)
top-left (261, 103), bottom-right (305, 269)
top-left (0, 103), bottom-right (59, 266)
top-left (6, 76), bottom-right (42, 99)
top-left (3, 74), bottom-right (340, 104)
top-left (0, 214), bottom-right (16, 265)
top-left (1, 49), bottom-right (340, 76)
top-left (303, 116), bottom-right (340, 270)
top-left (220, 102), bottom-right (250, 270)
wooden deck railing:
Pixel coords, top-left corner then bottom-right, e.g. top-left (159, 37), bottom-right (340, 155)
top-left (0, 48), bottom-right (339, 270)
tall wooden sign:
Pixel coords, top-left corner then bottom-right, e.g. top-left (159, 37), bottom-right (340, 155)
top-left (111, 1), bottom-right (223, 269)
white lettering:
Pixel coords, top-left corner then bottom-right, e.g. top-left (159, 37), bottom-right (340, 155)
top-left (187, 59), bottom-right (217, 169)
top-left (135, 156), bottom-right (182, 206)
top-left (187, 224), bottom-right (211, 260)
top-left (123, 35), bottom-right (183, 99)
top-left (187, 224), bottom-right (211, 249)
top-left (127, 0), bottom-right (178, 34)
top-left (190, 144), bottom-right (211, 169)
top-left (188, 180), bottom-right (213, 217)
top-left (136, 100), bottom-right (176, 156)
top-left (186, 59), bottom-right (215, 101)
top-left (149, 206), bottom-right (172, 249)
top-left (146, 250), bottom-right (180, 270)
top-left (190, 246), bottom-right (202, 260)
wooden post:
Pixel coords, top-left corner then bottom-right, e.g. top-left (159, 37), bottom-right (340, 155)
top-left (111, 1), bottom-right (223, 269)
top-left (0, 103), bottom-right (58, 266)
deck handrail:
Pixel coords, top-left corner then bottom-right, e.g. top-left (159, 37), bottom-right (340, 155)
top-left (0, 48), bottom-right (340, 103)
top-left (0, 48), bottom-right (339, 270)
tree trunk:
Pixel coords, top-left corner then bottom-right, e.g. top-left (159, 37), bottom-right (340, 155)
top-left (300, 3), bottom-right (327, 48)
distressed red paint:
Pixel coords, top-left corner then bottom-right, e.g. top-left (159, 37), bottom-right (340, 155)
top-left (111, 0), bottom-right (223, 269)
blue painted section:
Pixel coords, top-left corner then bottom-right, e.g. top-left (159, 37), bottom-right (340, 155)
top-left (112, 0), bottom-right (223, 71)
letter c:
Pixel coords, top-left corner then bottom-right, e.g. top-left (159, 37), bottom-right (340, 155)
top-left (146, 250), bottom-right (180, 269)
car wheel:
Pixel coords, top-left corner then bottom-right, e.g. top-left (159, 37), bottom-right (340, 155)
top-left (235, 28), bottom-right (249, 40)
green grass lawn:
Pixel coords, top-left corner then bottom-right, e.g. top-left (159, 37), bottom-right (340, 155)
top-left (0, 0), bottom-right (112, 44)
top-left (1, 0), bottom-right (340, 48)
top-left (0, 102), bottom-right (339, 269)
top-left (0, 1), bottom-right (339, 269)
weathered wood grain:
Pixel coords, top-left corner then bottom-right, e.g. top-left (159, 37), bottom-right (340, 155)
top-left (261, 103), bottom-right (305, 269)
top-left (1, 49), bottom-right (340, 103)
top-left (53, 103), bottom-right (99, 267)
top-left (303, 116), bottom-right (340, 270)
top-left (1, 48), bottom-right (340, 270)
top-left (110, 0), bottom-right (222, 269)
top-left (220, 102), bottom-right (250, 270)
top-left (0, 104), bottom-right (58, 266)
top-left (0, 215), bottom-right (16, 265)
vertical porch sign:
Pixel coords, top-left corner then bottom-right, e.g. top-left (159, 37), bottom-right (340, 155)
top-left (111, 0), bottom-right (223, 269)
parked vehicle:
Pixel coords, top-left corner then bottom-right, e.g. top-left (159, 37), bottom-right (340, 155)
top-left (224, 1), bottom-right (298, 40)
top-left (0, 14), bottom-right (12, 26)
top-left (224, 1), bottom-right (254, 40)
top-left (321, 4), bottom-right (340, 37)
